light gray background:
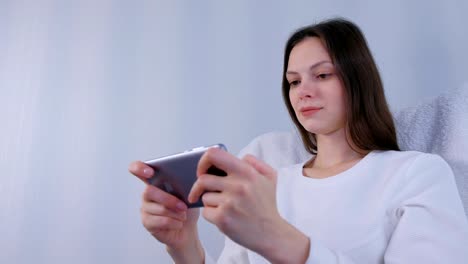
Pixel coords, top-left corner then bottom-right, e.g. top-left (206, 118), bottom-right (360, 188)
top-left (1, 0), bottom-right (467, 263)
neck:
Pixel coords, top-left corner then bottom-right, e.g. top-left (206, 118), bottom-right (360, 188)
top-left (310, 129), bottom-right (367, 169)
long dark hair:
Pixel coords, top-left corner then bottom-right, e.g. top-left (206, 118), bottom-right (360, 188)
top-left (282, 18), bottom-right (400, 154)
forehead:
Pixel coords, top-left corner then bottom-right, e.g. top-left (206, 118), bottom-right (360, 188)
top-left (287, 37), bottom-right (331, 70)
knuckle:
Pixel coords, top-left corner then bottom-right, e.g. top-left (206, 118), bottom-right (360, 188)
top-left (196, 176), bottom-right (210, 189)
top-left (205, 148), bottom-right (217, 158)
top-left (245, 166), bottom-right (257, 179)
top-left (158, 196), bottom-right (172, 207)
top-left (144, 216), bottom-right (167, 230)
top-left (142, 189), bottom-right (149, 200)
top-left (201, 193), bottom-right (209, 204)
top-left (142, 186), bottom-right (154, 201)
top-left (196, 176), bottom-right (205, 186)
top-left (223, 197), bottom-right (234, 209)
top-left (161, 217), bottom-right (179, 228)
top-left (158, 216), bottom-right (170, 226)
top-left (141, 215), bottom-right (152, 229)
top-left (233, 182), bottom-right (248, 196)
top-left (241, 154), bottom-right (249, 161)
top-left (241, 154), bottom-right (254, 163)
top-left (238, 162), bottom-right (255, 179)
top-left (166, 196), bottom-right (180, 208)
top-left (159, 206), bottom-right (171, 217)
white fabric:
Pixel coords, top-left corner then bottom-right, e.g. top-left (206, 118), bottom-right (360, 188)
top-left (206, 151), bottom-right (468, 263)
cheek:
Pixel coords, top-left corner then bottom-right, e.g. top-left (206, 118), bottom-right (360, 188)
top-left (332, 87), bottom-right (347, 119)
top-left (288, 91), bottom-right (298, 111)
top-left (324, 81), bottom-right (347, 117)
top-left (329, 80), bottom-right (346, 102)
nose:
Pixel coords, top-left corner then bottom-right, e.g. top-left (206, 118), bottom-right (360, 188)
top-left (297, 79), bottom-right (317, 100)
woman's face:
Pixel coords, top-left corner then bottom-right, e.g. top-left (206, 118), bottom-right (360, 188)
top-left (286, 37), bottom-right (347, 136)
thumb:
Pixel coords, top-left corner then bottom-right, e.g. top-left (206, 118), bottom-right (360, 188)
top-left (242, 154), bottom-right (277, 180)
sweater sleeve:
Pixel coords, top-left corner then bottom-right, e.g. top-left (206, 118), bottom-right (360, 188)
top-left (382, 154), bottom-right (468, 263)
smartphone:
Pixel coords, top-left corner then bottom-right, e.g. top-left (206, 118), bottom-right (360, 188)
top-left (144, 144), bottom-right (227, 208)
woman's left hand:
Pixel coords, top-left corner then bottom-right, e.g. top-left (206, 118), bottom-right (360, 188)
top-left (188, 148), bottom-right (309, 263)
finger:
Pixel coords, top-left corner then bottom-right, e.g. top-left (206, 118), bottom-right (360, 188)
top-left (200, 192), bottom-right (224, 207)
top-left (197, 147), bottom-right (247, 177)
top-left (143, 185), bottom-right (187, 212)
top-left (141, 201), bottom-right (187, 221)
top-left (142, 214), bottom-right (184, 231)
top-left (201, 207), bottom-right (229, 231)
top-left (188, 174), bottom-right (227, 203)
top-left (242, 154), bottom-right (277, 180)
top-left (201, 206), bottom-right (219, 226)
top-left (129, 160), bottom-right (154, 183)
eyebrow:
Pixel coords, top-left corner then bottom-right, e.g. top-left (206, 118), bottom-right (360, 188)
top-left (286, 60), bottom-right (333, 75)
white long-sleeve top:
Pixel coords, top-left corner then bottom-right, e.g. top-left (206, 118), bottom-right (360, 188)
top-left (205, 150), bottom-right (468, 263)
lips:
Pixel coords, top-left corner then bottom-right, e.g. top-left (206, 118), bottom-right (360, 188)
top-left (299, 106), bottom-right (322, 116)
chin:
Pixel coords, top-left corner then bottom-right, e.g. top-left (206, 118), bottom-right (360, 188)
top-left (301, 124), bottom-right (337, 135)
top-left (299, 121), bottom-right (321, 133)
top-left (300, 119), bottom-right (345, 135)
top-left (301, 126), bottom-right (324, 134)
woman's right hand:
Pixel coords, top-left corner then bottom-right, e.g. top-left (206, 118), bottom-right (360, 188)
top-left (128, 161), bottom-right (201, 251)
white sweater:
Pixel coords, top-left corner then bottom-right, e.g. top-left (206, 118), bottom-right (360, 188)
top-left (206, 150), bottom-right (468, 263)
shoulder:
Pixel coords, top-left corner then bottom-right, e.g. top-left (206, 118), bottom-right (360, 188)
top-left (370, 150), bottom-right (454, 190)
top-left (371, 150), bottom-right (451, 173)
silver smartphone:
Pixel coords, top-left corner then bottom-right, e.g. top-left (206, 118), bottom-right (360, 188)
top-left (144, 144), bottom-right (227, 208)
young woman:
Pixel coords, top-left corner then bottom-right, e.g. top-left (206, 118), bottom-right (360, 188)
top-left (129, 18), bottom-right (468, 263)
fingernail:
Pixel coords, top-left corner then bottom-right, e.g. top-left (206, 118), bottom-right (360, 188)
top-left (143, 168), bottom-right (152, 176)
top-left (176, 202), bottom-right (187, 211)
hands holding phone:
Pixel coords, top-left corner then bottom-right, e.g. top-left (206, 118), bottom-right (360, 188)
top-left (129, 147), bottom-right (309, 263)
top-left (188, 148), bottom-right (287, 256)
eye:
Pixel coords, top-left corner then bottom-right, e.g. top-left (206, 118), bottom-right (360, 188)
top-left (289, 80), bottom-right (300, 88)
top-left (316, 73), bottom-right (332, 80)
